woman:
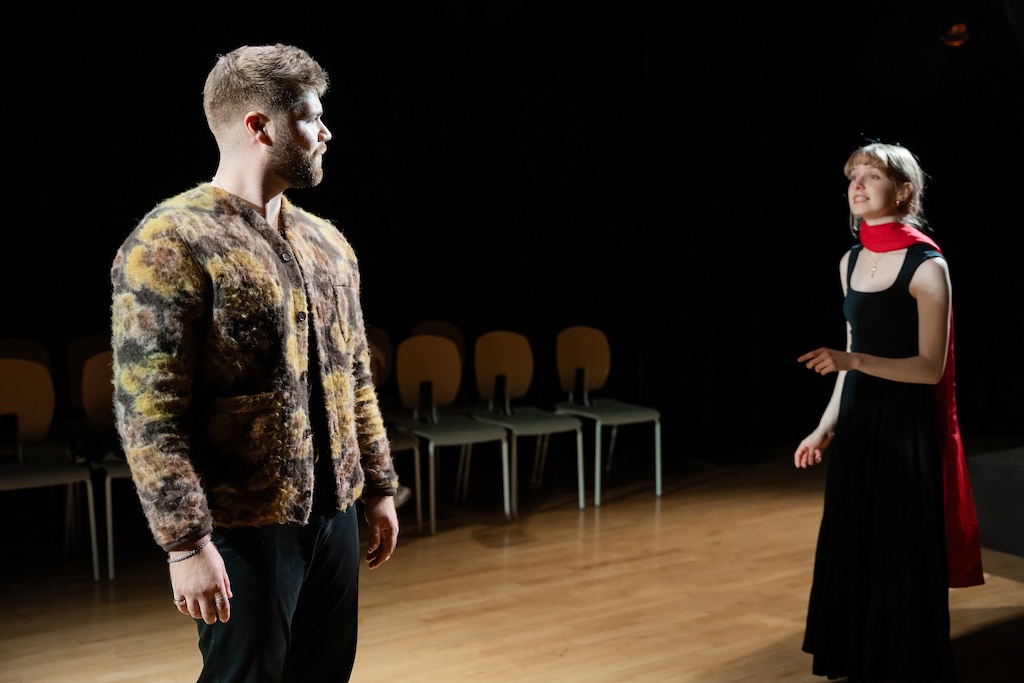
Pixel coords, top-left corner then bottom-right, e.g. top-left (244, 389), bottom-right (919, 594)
top-left (794, 142), bottom-right (984, 682)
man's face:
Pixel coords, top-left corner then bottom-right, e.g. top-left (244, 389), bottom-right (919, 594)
top-left (268, 90), bottom-right (332, 189)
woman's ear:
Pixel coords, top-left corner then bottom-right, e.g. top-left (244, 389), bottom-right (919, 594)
top-left (897, 181), bottom-right (913, 203)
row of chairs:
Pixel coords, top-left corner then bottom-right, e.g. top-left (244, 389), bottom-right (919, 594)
top-left (1, 335), bottom-right (123, 581)
top-left (2, 323), bottom-right (663, 582)
top-left (367, 324), bottom-right (662, 535)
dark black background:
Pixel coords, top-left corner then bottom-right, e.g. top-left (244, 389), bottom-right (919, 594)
top-left (6, 2), bottom-right (1023, 461)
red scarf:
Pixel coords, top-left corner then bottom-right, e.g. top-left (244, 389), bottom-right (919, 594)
top-left (860, 221), bottom-right (984, 587)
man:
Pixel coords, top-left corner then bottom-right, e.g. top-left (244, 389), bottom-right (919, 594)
top-left (110, 44), bottom-right (400, 682)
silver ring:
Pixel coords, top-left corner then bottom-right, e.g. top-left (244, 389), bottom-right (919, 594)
top-left (173, 598), bottom-right (186, 606)
top-left (215, 595), bottom-right (227, 603)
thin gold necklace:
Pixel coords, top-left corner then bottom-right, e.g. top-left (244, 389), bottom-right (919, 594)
top-left (865, 250), bottom-right (888, 277)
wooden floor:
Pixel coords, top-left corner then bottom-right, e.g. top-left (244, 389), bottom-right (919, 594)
top-left (2, 440), bottom-right (1022, 683)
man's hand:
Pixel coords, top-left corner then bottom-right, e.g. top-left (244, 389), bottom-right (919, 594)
top-left (364, 495), bottom-right (399, 569)
top-left (169, 536), bottom-right (232, 624)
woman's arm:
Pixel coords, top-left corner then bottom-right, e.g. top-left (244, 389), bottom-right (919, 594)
top-left (799, 257), bottom-right (951, 385)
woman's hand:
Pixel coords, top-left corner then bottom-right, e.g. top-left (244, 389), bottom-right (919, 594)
top-left (794, 430), bottom-right (833, 469)
top-left (798, 347), bottom-right (854, 376)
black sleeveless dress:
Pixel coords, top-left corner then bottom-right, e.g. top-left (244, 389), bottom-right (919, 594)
top-left (802, 243), bottom-right (957, 682)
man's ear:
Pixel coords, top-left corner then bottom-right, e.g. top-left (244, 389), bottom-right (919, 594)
top-left (244, 112), bottom-right (272, 143)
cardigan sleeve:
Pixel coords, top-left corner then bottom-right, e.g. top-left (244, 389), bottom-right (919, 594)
top-left (110, 209), bottom-right (214, 551)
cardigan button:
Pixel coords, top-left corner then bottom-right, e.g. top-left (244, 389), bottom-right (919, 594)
top-left (281, 252), bottom-right (292, 262)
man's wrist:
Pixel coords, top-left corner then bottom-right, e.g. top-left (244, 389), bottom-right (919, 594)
top-left (167, 536), bottom-right (212, 563)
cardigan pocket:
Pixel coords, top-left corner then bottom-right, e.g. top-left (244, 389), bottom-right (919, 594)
top-left (206, 390), bottom-right (293, 492)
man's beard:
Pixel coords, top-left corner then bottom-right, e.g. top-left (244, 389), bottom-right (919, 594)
top-left (270, 140), bottom-right (324, 189)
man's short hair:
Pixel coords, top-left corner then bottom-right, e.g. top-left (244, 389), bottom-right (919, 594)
top-left (203, 43), bottom-right (329, 137)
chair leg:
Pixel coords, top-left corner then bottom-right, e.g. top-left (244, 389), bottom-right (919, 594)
top-left (593, 421), bottom-right (604, 507)
top-left (63, 484), bottom-right (76, 553)
top-left (606, 425), bottom-right (619, 472)
top-left (531, 436), bottom-right (544, 491)
top-left (412, 445), bottom-right (423, 535)
top-left (83, 479), bottom-right (100, 582)
top-left (531, 435), bottom-right (552, 492)
top-left (500, 438), bottom-right (511, 521)
top-left (575, 428), bottom-right (585, 510)
top-left (508, 436), bottom-right (518, 519)
top-left (654, 420), bottom-right (662, 497)
top-left (462, 445), bottom-right (472, 501)
top-left (454, 445), bottom-right (466, 501)
top-left (428, 442), bottom-right (438, 535)
top-left (455, 444), bottom-right (473, 502)
top-left (59, 481), bottom-right (98, 581)
top-left (106, 473), bottom-right (115, 580)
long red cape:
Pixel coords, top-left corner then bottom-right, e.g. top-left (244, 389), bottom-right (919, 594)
top-left (859, 221), bottom-right (984, 587)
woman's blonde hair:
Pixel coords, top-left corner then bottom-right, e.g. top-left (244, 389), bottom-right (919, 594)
top-left (844, 142), bottom-right (928, 236)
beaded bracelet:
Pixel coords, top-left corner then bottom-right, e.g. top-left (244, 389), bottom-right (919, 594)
top-left (167, 537), bottom-right (212, 564)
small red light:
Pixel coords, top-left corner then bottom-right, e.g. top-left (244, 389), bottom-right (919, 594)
top-left (940, 22), bottom-right (970, 47)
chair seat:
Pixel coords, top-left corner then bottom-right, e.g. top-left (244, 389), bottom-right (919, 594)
top-left (555, 399), bottom-right (662, 507)
top-left (393, 334), bottom-right (512, 534)
top-left (1, 355), bottom-right (100, 581)
top-left (392, 413), bottom-right (510, 535)
top-left (555, 398), bottom-right (660, 426)
top-left (394, 415), bottom-right (508, 447)
top-left (472, 406), bottom-right (586, 510)
top-left (472, 406), bottom-right (581, 437)
top-left (389, 430), bottom-right (420, 450)
top-left (0, 458), bottom-right (92, 490)
top-left (553, 326), bottom-right (663, 508)
top-left (0, 458), bottom-right (100, 581)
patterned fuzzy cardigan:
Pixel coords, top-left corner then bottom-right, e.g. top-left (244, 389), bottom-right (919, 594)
top-left (111, 183), bottom-right (397, 551)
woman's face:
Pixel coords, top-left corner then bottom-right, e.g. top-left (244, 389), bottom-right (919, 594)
top-left (847, 162), bottom-right (901, 225)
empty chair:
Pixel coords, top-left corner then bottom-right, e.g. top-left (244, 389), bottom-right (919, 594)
top-left (553, 325), bottom-right (662, 507)
top-left (366, 324), bottom-right (421, 531)
top-left (67, 333), bottom-right (110, 416)
top-left (410, 320), bottom-right (466, 363)
top-left (81, 350), bottom-right (115, 436)
top-left (0, 337), bottom-right (52, 369)
top-left (0, 357), bottom-right (100, 581)
top-left (410, 319), bottom-right (477, 410)
top-left (79, 347), bottom-right (136, 580)
top-left (470, 330), bottom-right (585, 510)
top-left (391, 334), bottom-right (510, 535)
top-left (366, 323), bottom-right (399, 418)
top-left (366, 324), bottom-right (395, 390)
top-left (0, 338), bottom-right (54, 445)
top-left (387, 429), bottom-right (421, 529)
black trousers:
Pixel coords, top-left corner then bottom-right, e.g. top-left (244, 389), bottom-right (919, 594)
top-left (195, 506), bottom-right (360, 683)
